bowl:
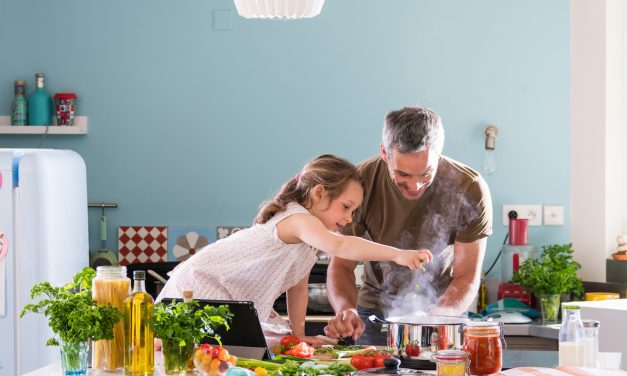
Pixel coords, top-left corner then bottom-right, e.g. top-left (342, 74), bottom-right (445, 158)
top-left (611, 252), bottom-right (627, 261)
top-left (193, 344), bottom-right (236, 376)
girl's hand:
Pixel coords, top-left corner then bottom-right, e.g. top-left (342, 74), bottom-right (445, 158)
top-left (394, 249), bottom-right (433, 270)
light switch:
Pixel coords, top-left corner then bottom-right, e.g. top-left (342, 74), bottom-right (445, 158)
top-left (544, 205), bottom-right (565, 225)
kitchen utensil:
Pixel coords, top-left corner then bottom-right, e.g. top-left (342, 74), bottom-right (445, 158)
top-left (147, 269), bottom-right (168, 297)
top-left (89, 205), bottom-right (117, 268)
top-left (369, 315), bottom-right (468, 362)
top-left (351, 357), bottom-right (428, 376)
top-left (147, 269), bottom-right (168, 284)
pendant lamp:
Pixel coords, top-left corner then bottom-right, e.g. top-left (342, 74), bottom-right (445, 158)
top-left (234, 0), bottom-right (325, 19)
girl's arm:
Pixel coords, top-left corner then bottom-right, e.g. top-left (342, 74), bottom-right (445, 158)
top-left (286, 274), bottom-right (309, 338)
top-left (277, 213), bottom-right (432, 268)
top-left (286, 273), bottom-right (341, 347)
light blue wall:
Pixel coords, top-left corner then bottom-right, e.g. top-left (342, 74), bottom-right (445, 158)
top-left (0, 0), bottom-right (570, 278)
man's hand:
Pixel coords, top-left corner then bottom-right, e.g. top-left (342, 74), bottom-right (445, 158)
top-left (324, 308), bottom-right (365, 340)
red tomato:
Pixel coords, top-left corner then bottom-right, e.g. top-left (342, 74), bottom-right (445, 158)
top-left (405, 342), bottom-right (420, 357)
top-left (350, 354), bottom-right (375, 370)
top-left (373, 354), bottom-right (393, 368)
top-left (210, 348), bottom-right (220, 358)
top-left (283, 342), bottom-right (314, 359)
top-left (280, 335), bottom-right (301, 348)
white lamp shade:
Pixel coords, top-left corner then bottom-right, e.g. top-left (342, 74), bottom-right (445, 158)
top-left (234, 0), bottom-right (325, 19)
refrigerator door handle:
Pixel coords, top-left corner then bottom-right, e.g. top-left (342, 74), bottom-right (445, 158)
top-left (0, 232), bottom-right (7, 261)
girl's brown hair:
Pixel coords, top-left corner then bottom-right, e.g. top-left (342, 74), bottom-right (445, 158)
top-left (254, 154), bottom-right (362, 224)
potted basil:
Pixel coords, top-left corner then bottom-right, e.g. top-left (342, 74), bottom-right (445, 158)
top-left (153, 299), bottom-right (232, 375)
top-left (20, 267), bottom-right (123, 376)
top-left (512, 243), bottom-right (584, 322)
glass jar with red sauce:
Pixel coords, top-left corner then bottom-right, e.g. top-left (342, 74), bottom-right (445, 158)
top-left (462, 321), bottom-right (503, 375)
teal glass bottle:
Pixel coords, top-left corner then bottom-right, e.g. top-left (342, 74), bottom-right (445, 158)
top-left (11, 80), bottom-right (28, 125)
top-left (28, 73), bottom-right (52, 125)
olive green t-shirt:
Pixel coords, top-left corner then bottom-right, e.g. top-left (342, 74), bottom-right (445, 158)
top-left (342, 155), bottom-right (493, 314)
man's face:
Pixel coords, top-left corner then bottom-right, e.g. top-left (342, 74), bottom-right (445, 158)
top-left (380, 144), bottom-right (440, 201)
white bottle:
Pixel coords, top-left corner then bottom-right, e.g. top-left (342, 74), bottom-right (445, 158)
top-left (558, 305), bottom-right (585, 367)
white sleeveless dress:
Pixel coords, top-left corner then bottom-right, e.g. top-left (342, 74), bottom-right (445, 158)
top-left (156, 202), bottom-right (318, 331)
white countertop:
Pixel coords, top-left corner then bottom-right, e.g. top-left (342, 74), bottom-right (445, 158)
top-left (24, 350), bottom-right (623, 376)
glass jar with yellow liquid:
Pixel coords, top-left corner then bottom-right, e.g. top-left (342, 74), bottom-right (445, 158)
top-left (92, 266), bottom-right (131, 371)
top-left (124, 270), bottom-right (154, 375)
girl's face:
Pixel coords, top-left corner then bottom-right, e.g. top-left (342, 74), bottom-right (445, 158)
top-left (310, 180), bottom-right (363, 232)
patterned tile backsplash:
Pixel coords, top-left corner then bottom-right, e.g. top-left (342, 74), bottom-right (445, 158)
top-left (118, 226), bottom-right (168, 265)
top-left (118, 225), bottom-right (249, 264)
top-left (168, 225), bottom-right (215, 262)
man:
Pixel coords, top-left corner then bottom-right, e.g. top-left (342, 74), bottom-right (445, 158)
top-left (325, 105), bottom-right (493, 345)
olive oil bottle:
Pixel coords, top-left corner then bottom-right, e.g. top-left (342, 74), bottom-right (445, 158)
top-left (124, 271), bottom-right (154, 375)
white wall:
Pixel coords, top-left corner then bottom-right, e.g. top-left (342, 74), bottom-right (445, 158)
top-left (571, 0), bottom-right (626, 282)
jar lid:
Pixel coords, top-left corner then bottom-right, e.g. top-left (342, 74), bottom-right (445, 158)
top-left (464, 320), bottom-right (499, 328)
top-left (54, 93), bottom-right (77, 100)
top-left (14, 80), bottom-right (25, 85)
top-left (563, 305), bottom-right (581, 310)
top-left (432, 350), bottom-right (467, 361)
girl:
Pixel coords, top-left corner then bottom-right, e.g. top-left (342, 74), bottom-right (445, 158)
top-left (156, 154), bottom-right (432, 347)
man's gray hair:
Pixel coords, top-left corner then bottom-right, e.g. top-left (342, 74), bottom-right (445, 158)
top-left (382, 106), bottom-right (445, 155)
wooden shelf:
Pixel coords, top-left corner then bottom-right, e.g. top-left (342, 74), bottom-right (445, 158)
top-left (0, 116), bottom-right (88, 134)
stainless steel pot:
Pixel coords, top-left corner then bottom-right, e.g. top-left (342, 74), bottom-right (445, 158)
top-left (369, 314), bottom-right (469, 362)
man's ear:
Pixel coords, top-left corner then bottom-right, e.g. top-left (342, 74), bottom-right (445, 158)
top-left (380, 143), bottom-right (388, 161)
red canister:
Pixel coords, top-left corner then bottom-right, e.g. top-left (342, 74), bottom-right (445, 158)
top-left (509, 218), bottom-right (528, 245)
top-left (53, 93), bottom-right (77, 126)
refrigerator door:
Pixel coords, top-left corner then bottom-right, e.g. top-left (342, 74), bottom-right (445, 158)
top-left (0, 149), bottom-right (89, 376)
top-left (0, 151), bottom-right (16, 376)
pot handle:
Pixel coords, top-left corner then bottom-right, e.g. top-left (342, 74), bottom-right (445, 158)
top-left (368, 314), bottom-right (387, 324)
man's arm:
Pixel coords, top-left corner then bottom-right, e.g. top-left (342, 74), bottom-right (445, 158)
top-left (324, 256), bottom-right (364, 340)
top-left (432, 237), bottom-right (487, 316)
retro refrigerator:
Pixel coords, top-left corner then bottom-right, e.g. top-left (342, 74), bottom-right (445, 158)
top-left (0, 149), bottom-right (89, 375)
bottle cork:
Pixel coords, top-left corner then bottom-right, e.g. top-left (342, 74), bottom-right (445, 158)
top-left (183, 290), bottom-right (193, 303)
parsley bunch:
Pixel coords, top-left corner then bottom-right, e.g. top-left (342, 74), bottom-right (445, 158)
top-left (153, 300), bottom-right (232, 347)
top-left (20, 267), bottom-right (123, 346)
top-left (512, 243), bottom-right (584, 298)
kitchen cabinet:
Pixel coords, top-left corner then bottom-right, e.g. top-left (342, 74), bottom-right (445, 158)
top-left (0, 116), bottom-right (88, 134)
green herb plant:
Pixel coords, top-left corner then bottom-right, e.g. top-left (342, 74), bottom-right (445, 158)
top-left (20, 267), bottom-right (123, 370)
top-left (512, 243), bottom-right (584, 297)
top-left (153, 300), bottom-right (232, 371)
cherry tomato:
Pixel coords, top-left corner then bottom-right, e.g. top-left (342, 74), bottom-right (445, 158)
top-left (218, 349), bottom-right (231, 362)
top-left (405, 342), bottom-right (420, 357)
top-left (228, 355), bottom-right (238, 366)
top-left (283, 342), bottom-right (314, 358)
top-left (210, 348), bottom-right (220, 358)
top-left (374, 354), bottom-right (393, 368)
top-left (279, 335), bottom-right (301, 347)
top-left (350, 354), bottom-right (375, 370)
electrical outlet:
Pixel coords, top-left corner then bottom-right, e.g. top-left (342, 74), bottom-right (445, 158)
top-left (502, 204), bottom-right (543, 226)
top-left (544, 205), bottom-right (565, 225)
